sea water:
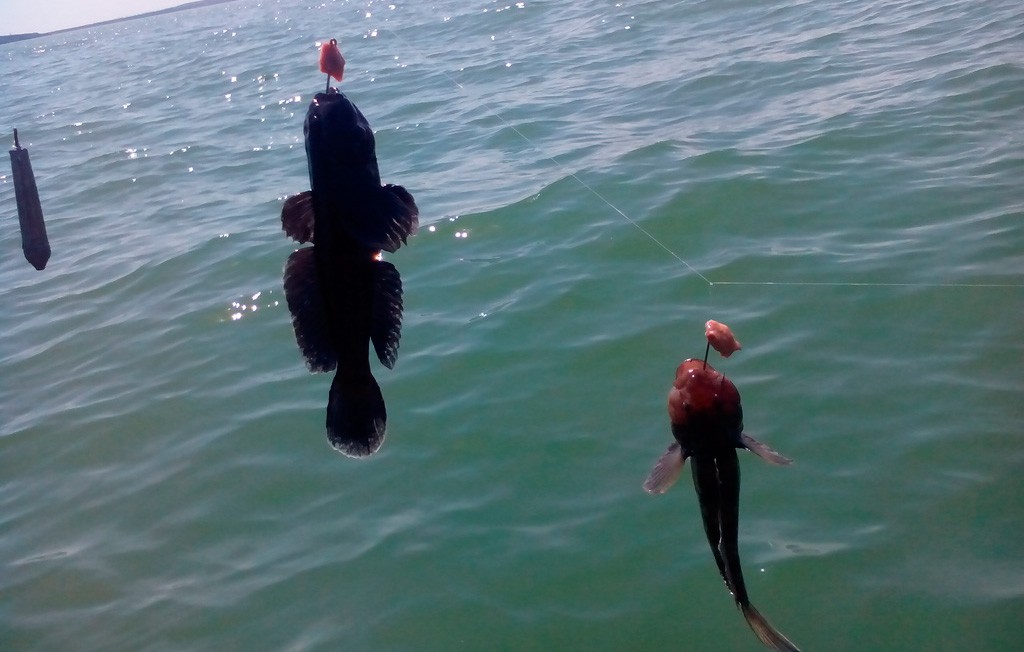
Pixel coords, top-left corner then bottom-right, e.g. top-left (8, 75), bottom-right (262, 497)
top-left (1, 1), bottom-right (1022, 650)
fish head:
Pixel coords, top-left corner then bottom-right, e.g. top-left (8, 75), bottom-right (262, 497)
top-left (667, 359), bottom-right (744, 451)
top-left (303, 92), bottom-right (380, 190)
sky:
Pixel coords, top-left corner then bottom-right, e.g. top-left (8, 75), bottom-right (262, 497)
top-left (3, 0), bottom-right (188, 35)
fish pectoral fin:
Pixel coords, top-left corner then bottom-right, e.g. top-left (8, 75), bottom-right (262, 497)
top-left (383, 184), bottom-right (418, 231)
top-left (370, 260), bottom-right (403, 369)
top-left (740, 433), bottom-right (793, 466)
top-left (283, 247), bottom-right (338, 372)
top-left (642, 442), bottom-right (687, 494)
top-left (346, 184), bottom-right (419, 253)
top-left (740, 603), bottom-right (802, 652)
top-left (281, 191), bottom-right (315, 243)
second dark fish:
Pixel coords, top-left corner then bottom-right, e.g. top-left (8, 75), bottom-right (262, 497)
top-left (644, 323), bottom-right (801, 651)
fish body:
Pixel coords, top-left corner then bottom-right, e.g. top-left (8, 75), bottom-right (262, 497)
top-left (644, 359), bottom-right (800, 652)
top-left (282, 89), bottom-right (417, 457)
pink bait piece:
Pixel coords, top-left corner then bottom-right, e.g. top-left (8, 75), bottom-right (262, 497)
top-left (319, 39), bottom-right (346, 81)
top-left (705, 320), bottom-right (741, 358)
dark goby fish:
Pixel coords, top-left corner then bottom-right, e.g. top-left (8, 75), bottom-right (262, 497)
top-left (281, 40), bottom-right (417, 457)
top-left (643, 325), bottom-right (800, 651)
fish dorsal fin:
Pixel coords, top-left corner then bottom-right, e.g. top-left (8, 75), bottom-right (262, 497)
top-left (643, 442), bottom-right (687, 494)
top-left (370, 259), bottom-right (404, 369)
top-left (283, 247), bottom-right (338, 372)
top-left (740, 433), bottom-right (793, 465)
top-left (346, 184), bottom-right (419, 253)
top-left (281, 191), bottom-right (315, 243)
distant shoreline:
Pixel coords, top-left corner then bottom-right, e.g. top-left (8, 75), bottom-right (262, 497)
top-left (1, 0), bottom-right (240, 45)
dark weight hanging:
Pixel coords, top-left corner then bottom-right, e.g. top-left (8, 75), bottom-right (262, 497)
top-left (10, 129), bottom-right (51, 270)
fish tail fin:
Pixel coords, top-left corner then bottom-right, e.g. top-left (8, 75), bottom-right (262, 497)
top-left (326, 371), bottom-right (387, 458)
top-left (740, 602), bottom-right (802, 652)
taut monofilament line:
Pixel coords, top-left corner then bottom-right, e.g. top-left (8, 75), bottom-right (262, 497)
top-left (375, 23), bottom-right (1021, 292)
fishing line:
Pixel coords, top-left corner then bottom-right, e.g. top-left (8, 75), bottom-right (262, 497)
top-left (376, 24), bottom-right (711, 286)
top-left (711, 281), bottom-right (1022, 288)
top-left (377, 24), bottom-right (1022, 291)
top-left (493, 111), bottom-right (716, 286)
